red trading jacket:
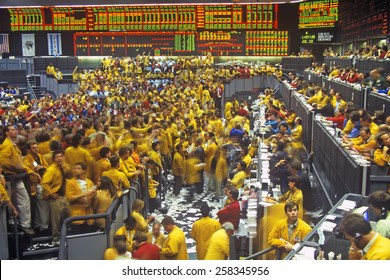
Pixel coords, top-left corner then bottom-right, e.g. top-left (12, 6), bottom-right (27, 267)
top-left (217, 200), bottom-right (240, 230)
top-left (132, 242), bottom-right (160, 260)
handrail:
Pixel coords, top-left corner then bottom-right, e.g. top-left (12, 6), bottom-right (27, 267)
top-left (244, 247), bottom-right (281, 260)
top-left (26, 74), bottom-right (37, 99)
top-left (144, 166), bottom-right (150, 212)
top-left (58, 197), bottom-right (120, 260)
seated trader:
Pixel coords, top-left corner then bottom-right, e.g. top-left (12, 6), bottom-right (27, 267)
top-left (132, 231), bottom-right (160, 260)
top-left (217, 187), bottom-right (240, 230)
top-left (368, 191), bottom-right (390, 239)
top-left (116, 215), bottom-right (136, 253)
top-left (373, 132), bottom-right (390, 168)
top-left (266, 175), bottom-right (304, 218)
top-left (267, 201), bottom-right (312, 259)
top-left (103, 235), bottom-right (127, 260)
top-left (228, 161), bottom-right (247, 190)
top-left (339, 213), bottom-right (390, 260)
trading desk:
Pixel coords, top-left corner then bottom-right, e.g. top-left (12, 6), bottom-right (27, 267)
top-left (322, 77), bottom-right (368, 110)
top-left (367, 91), bottom-right (390, 116)
top-left (285, 193), bottom-right (374, 260)
top-left (302, 70), bottom-right (322, 85)
top-left (312, 117), bottom-right (370, 204)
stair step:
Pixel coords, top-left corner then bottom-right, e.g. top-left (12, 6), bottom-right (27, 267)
top-left (32, 236), bottom-right (52, 243)
top-left (23, 246), bottom-right (59, 257)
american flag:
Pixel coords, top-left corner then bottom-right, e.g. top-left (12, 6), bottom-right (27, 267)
top-left (0, 34), bottom-right (9, 53)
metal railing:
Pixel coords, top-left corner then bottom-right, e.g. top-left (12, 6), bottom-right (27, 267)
top-left (26, 75), bottom-right (37, 99)
top-left (244, 247), bottom-right (282, 260)
top-left (58, 186), bottom-right (139, 260)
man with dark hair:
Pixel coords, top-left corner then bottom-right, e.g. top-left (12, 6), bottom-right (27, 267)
top-left (190, 202), bottom-right (221, 260)
top-left (160, 215), bottom-right (188, 260)
top-left (132, 231), bottom-right (160, 260)
top-left (93, 146), bottom-right (111, 184)
top-left (368, 190), bottom-right (390, 239)
top-left (228, 161), bottom-right (247, 190)
top-left (360, 113), bottom-right (379, 136)
top-left (267, 175), bottom-right (304, 218)
top-left (149, 140), bottom-right (163, 182)
top-left (116, 215), bottom-right (137, 252)
top-left (217, 187), bottom-right (240, 230)
top-left (267, 201), bottom-right (311, 259)
top-left (102, 155), bottom-right (130, 196)
top-left (340, 213), bottom-right (390, 260)
top-left (118, 146), bottom-right (141, 181)
top-left (24, 140), bottom-right (50, 233)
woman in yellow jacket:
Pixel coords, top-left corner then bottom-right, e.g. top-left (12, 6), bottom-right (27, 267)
top-left (116, 215), bottom-right (136, 252)
top-left (131, 199), bottom-right (154, 233)
top-left (93, 176), bottom-right (117, 229)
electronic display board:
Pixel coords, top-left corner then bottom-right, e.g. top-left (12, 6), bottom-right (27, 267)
top-left (8, 4), bottom-right (278, 32)
top-left (6, 4), bottom-right (288, 57)
top-left (298, 0), bottom-right (338, 29)
top-left (74, 30), bottom-right (289, 57)
top-left (340, 10), bottom-right (388, 41)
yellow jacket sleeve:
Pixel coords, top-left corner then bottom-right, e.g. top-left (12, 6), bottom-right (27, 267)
top-left (132, 211), bottom-right (148, 232)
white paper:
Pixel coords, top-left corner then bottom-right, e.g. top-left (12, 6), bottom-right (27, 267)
top-left (325, 215), bottom-right (337, 220)
top-left (295, 246), bottom-right (317, 260)
top-left (186, 208), bottom-right (198, 214)
top-left (186, 238), bottom-right (195, 244)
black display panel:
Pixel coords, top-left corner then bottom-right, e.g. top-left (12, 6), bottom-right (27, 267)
top-left (298, 0), bottom-right (338, 29)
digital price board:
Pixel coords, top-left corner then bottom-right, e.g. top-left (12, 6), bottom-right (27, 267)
top-left (8, 4), bottom-right (278, 32)
top-left (74, 30), bottom-right (288, 57)
top-left (6, 4), bottom-right (288, 57)
top-left (340, 10), bottom-right (388, 41)
top-left (298, 0), bottom-right (338, 29)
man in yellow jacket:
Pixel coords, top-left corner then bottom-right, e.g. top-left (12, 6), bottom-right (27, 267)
top-left (340, 213), bottom-right (390, 260)
top-left (66, 162), bottom-right (96, 232)
top-left (0, 125), bottom-right (33, 234)
top-left (41, 150), bottom-right (71, 245)
top-left (160, 215), bottom-right (188, 260)
top-left (172, 143), bottom-right (185, 196)
top-left (204, 222), bottom-right (235, 260)
top-left (190, 203), bottom-right (221, 260)
top-left (23, 141), bottom-right (50, 232)
top-left (267, 201), bottom-right (311, 259)
top-left (102, 155), bottom-right (130, 197)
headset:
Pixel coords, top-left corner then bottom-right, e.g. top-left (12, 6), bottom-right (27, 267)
top-left (380, 207), bottom-right (387, 220)
top-left (354, 232), bottom-right (362, 247)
